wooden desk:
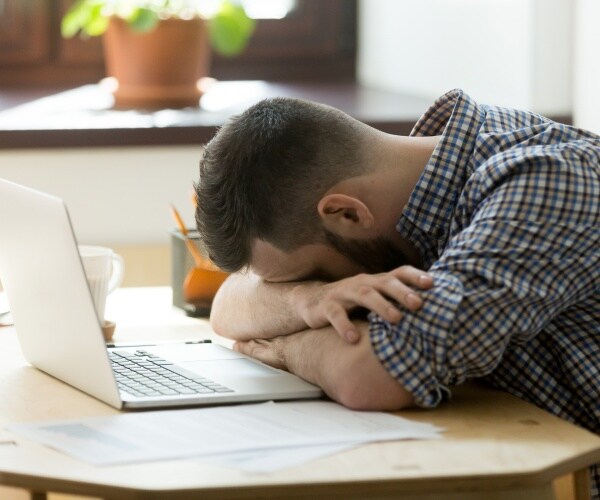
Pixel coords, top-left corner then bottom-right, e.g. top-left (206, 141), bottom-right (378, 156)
top-left (0, 287), bottom-right (598, 500)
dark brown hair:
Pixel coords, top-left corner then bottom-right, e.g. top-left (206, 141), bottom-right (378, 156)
top-left (195, 97), bottom-right (373, 272)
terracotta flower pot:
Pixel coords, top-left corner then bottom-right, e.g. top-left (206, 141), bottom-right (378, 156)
top-left (103, 17), bottom-right (211, 109)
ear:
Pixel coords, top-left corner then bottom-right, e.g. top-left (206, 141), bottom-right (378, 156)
top-left (317, 194), bottom-right (375, 238)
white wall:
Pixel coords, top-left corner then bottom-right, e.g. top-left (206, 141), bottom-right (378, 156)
top-left (573, 0), bottom-right (600, 133)
top-left (357, 0), bottom-right (573, 115)
top-left (0, 146), bottom-right (202, 246)
top-left (530, 0), bottom-right (573, 114)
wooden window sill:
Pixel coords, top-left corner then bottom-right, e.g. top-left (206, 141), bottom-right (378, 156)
top-left (0, 81), bottom-right (432, 149)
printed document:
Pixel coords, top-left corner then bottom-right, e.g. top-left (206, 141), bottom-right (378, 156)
top-left (8, 400), bottom-right (443, 467)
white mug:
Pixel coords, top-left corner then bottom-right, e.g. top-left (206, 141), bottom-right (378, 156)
top-left (78, 245), bottom-right (124, 322)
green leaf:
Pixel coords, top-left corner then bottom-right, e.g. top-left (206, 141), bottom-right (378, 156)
top-left (61, 12), bottom-right (82, 38)
top-left (209, 1), bottom-right (255, 57)
top-left (61, 0), bottom-right (108, 38)
top-left (61, 0), bottom-right (93, 38)
top-left (85, 3), bottom-right (110, 36)
top-left (128, 8), bottom-right (160, 32)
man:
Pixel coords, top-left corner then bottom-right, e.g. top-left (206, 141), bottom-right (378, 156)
top-left (195, 90), bottom-right (599, 497)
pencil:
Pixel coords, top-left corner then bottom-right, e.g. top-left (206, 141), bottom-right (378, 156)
top-left (170, 204), bottom-right (206, 268)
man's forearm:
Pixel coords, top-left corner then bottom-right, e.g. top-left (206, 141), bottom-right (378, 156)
top-left (210, 272), bottom-right (313, 341)
top-left (268, 323), bottom-right (414, 410)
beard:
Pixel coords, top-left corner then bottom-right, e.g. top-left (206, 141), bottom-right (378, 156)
top-left (323, 229), bottom-right (410, 274)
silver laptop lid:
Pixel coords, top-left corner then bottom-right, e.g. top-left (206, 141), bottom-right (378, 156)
top-left (0, 179), bottom-right (122, 408)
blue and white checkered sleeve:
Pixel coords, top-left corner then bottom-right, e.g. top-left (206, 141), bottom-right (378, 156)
top-left (369, 159), bottom-right (600, 408)
top-left (369, 272), bottom-right (463, 407)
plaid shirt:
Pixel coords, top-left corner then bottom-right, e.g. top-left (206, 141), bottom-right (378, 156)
top-left (368, 89), bottom-right (600, 497)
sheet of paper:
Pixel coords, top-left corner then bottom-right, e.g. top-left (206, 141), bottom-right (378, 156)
top-left (8, 400), bottom-right (443, 466)
top-left (198, 443), bottom-right (358, 473)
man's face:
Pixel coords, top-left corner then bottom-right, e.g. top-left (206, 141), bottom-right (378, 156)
top-left (323, 230), bottom-right (411, 275)
top-left (250, 236), bottom-right (408, 283)
top-left (250, 240), bottom-right (365, 283)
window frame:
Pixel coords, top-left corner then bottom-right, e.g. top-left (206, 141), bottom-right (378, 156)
top-left (0, 0), bottom-right (357, 87)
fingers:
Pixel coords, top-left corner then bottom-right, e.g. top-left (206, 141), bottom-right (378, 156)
top-left (335, 270), bottom-right (427, 322)
top-left (325, 303), bottom-right (361, 343)
top-left (297, 268), bottom-right (435, 345)
top-left (390, 266), bottom-right (434, 289)
top-left (370, 267), bottom-right (433, 314)
top-left (233, 339), bottom-right (286, 369)
top-left (325, 284), bottom-right (406, 342)
top-left (234, 339), bottom-right (268, 362)
top-left (355, 284), bottom-right (404, 322)
top-left (376, 276), bottom-right (424, 313)
top-left (334, 268), bottom-right (433, 329)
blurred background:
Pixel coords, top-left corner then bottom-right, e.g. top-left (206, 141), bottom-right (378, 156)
top-left (0, 3), bottom-right (597, 499)
top-left (0, 0), bottom-right (598, 288)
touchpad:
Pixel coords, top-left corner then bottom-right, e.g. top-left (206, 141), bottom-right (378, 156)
top-left (180, 358), bottom-right (280, 378)
top-left (147, 343), bottom-right (242, 361)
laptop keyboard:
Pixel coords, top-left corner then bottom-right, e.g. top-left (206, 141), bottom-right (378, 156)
top-left (109, 349), bottom-right (234, 398)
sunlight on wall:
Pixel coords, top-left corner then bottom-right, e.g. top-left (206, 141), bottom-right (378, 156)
top-left (357, 0), bottom-right (573, 115)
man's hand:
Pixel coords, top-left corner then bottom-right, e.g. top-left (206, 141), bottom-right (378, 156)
top-left (291, 265), bottom-right (433, 343)
top-left (234, 324), bottom-right (414, 410)
top-left (233, 337), bottom-right (287, 370)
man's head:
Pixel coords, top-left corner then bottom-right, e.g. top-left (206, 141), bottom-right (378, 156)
top-left (195, 97), bottom-right (381, 275)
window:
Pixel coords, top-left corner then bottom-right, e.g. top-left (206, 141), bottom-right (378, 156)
top-left (207, 0), bottom-right (298, 19)
top-left (0, 0), bottom-right (356, 88)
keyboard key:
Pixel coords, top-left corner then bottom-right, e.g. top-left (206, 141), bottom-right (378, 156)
top-left (109, 350), bottom-right (234, 396)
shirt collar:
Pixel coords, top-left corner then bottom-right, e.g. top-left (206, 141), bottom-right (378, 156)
top-left (397, 89), bottom-right (486, 268)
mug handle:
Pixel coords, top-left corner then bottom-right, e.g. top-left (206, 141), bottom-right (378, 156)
top-left (107, 254), bottom-right (124, 293)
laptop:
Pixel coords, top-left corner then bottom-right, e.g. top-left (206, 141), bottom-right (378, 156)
top-left (0, 179), bottom-right (322, 410)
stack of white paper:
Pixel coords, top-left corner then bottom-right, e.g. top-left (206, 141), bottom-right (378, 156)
top-left (8, 400), bottom-right (443, 470)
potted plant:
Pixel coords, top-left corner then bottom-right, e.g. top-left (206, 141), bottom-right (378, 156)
top-left (62, 0), bottom-right (255, 109)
